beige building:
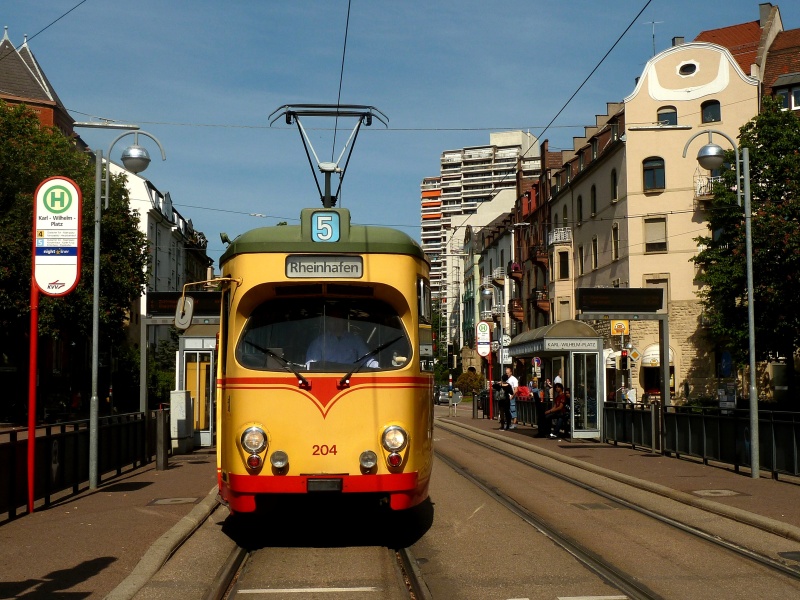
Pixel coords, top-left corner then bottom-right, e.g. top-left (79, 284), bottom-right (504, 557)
top-left (548, 40), bottom-right (760, 402)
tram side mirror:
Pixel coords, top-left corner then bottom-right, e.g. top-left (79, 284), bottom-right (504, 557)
top-left (392, 354), bottom-right (408, 367)
top-left (175, 296), bottom-right (194, 330)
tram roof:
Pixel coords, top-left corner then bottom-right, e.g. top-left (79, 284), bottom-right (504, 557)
top-left (219, 209), bottom-right (427, 265)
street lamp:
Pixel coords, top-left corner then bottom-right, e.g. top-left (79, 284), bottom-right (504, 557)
top-left (73, 122), bottom-right (167, 489)
top-left (682, 129), bottom-right (758, 478)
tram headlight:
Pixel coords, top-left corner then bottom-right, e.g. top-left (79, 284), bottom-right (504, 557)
top-left (270, 450), bottom-right (289, 470)
top-left (241, 426), bottom-right (268, 454)
top-left (359, 450), bottom-right (378, 470)
top-left (381, 426), bottom-right (408, 453)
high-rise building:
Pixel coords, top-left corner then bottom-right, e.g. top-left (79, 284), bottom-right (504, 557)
top-left (421, 131), bottom-right (541, 352)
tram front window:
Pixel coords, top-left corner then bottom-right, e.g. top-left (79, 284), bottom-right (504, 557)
top-left (237, 298), bottom-right (411, 373)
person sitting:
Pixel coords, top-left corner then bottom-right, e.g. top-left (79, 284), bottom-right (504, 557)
top-left (306, 305), bottom-right (378, 368)
top-left (544, 382), bottom-right (567, 439)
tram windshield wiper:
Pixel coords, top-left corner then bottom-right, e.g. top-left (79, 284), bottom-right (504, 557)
top-left (338, 336), bottom-right (404, 387)
top-left (245, 340), bottom-right (310, 387)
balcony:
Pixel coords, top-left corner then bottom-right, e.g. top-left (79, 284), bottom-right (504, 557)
top-left (491, 304), bottom-right (505, 323)
top-left (480, 310), bottom-right (493, 321)
top-left (492, 267), bottom-right (505, 287)
top-left (548, 227), bottom-right (572, 246)
top-left (507, 262), bottom-right (523, 283)
top-left (529, 290), bottom-right (550, 312)
top-left (508, 298), bottom-right (524, 321)
top-left (694, 174), bottom-right (722, 210)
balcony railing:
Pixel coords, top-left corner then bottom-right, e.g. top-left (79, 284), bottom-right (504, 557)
top-left (548, 227), bottom-right (572, 246)
top-left (694, 174), bottom-right (723, 198)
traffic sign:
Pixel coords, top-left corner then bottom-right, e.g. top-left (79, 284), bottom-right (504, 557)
top-left (477, 343), bottom-right (490, 357)
top-left (33, 177), bottom-right (82, 296)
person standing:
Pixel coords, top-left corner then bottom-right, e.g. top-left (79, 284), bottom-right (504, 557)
top-left (505, 366), bottom-right (519, 430)
top-left (493, 375), bottom-right (513, 430)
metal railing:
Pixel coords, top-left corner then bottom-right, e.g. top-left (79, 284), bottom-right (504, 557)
top-left (0, 410), bottom-right (170, 522)
top-left (603, 403), bottom-right (800, 479)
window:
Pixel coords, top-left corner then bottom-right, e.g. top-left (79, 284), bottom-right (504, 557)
top-left (612, 223), bottom-right (620, 260)
top-left (611, 169), bottom-right (618, 202)
top-left (558, 251), bottom-right (570, 280)
top-left (644, 217), bottom-right (667, 253)
top-left (558, 299), bottom-right (571, 322)
top-left (657, 106), bottom-right (677, 126)
top-left (591, 139), bottom-right (598, 160)
top-left (566, 164), bottom-right (572, 183)
top-left (776, 86), bottom-right (800, 111)
top-left (701, 100), bottom-right (721, 123)
top-left (643, 157), bottom-right (665, 191)
top-left (591, 236), bottom-right (598, 270)
top-left (577, 195), bottom-right (583, 224)
top-left (237, 297), bottom-right (410, 373)
top-left (578, 245), bottom-right (585, 275)
top-left (562, 205), bottom-right (568, 225)
top-left (590, 185), bottom-right (597, 216)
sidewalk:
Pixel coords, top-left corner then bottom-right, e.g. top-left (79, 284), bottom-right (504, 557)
top-left (0, 448), bottom-right (218, 599)
top-left (439, 405), bottom-right (800, 537)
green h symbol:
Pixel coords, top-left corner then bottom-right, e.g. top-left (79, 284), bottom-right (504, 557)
top-left (45, 185), bottom-right (72, 213)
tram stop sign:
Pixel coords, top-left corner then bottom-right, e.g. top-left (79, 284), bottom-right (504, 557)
top-left (476, 320), bottom-right (491, 357)
top-left (33, 177), bottom-right (82, 296)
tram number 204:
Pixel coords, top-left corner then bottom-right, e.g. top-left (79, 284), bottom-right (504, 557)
top-left (312, 444), bottom-right (338, 456)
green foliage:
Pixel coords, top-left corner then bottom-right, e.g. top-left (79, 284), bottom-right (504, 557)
top-left (693, 97), bottom-right (800, 372)
top-left (0, 100), bottom-right (150, 386)
top-left (147, 328), bottom-right (180, 406)
top-left (455, 370), bottom-right (485, 396)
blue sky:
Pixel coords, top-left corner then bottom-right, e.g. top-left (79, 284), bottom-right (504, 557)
top-left (4, 1), bottom-right (798, 266)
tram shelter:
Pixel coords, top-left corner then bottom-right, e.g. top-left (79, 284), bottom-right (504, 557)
top-left (508, 320), bottom-right (603, 440)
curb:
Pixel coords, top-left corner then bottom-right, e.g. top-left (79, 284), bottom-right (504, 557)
top-left (105, 486), bottom-right (221, 600)
top-left (438, 418), bottom-right (800, 544)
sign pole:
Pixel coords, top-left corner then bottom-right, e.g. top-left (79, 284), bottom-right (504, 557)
top-left (29, 176), bottom-right (82, 512)
top-left (27, 280), bottom-right (39, 514)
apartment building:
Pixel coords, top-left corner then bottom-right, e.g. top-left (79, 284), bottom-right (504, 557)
top-left (420, 131), bottom-right (541, 351)
top-left (547, 32), bottom-right (765, 401)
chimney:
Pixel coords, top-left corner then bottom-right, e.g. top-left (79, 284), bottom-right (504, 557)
top-left (759, 3), bottom-right (773, 27)
top-left (672, 36), bottom-right (684, 47)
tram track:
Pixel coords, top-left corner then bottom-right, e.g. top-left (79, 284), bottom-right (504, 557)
top-left (436, 424), bottom-right (800, 581)
top-left (209, 544), bottom-right (426, 599)
top-left (434, 449), bottom-right (665, 600)
top-left (435, 419), bottom-right (800, 587)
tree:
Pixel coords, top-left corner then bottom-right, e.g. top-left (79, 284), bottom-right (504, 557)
top-left (693, 97), bottom-right (800, 394)
top-left (455, 370), bottom-right (485, 396)
top-left (0, 100), bottom-right (149, 411)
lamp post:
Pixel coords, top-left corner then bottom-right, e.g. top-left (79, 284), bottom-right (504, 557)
top-left (73, 123), bottom-right (166, 489)
top-left (682, 129), bottom-right (758, 478)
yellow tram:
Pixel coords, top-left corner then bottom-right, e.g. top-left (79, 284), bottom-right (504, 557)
top-left (198, 207), bottom-right (434, 513)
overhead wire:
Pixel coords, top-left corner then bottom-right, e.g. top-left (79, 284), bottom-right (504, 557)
top-left (444, 0), bottom-right (654, 248)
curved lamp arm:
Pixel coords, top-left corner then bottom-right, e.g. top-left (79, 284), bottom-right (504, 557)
top-left (104, 130), bottom-right (167, 209)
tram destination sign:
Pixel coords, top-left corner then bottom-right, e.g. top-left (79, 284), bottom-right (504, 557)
top-left (576, 287), bottom-right (663, 314)
top-left (286, 255), bottom-right (363, 278)
top-left (33, 176), bottom-right (82, 297)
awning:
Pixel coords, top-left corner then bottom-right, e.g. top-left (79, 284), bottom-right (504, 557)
top-left (640, 344), bottom-right (673, 367)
